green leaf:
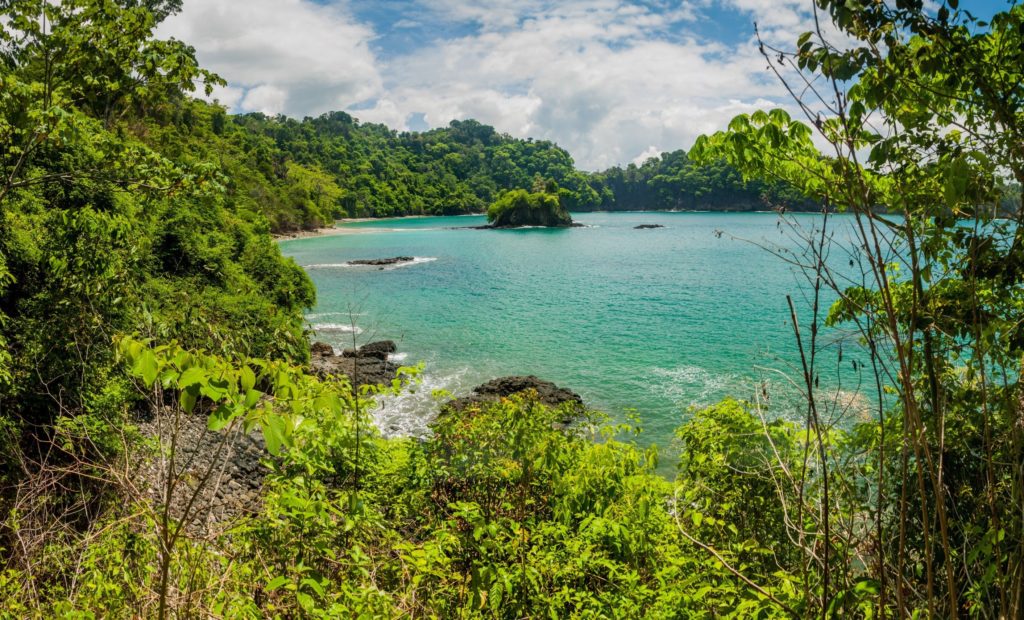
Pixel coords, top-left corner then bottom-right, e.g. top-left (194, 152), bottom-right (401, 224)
top-left (138, 349), bottom-right (158, 387)
top-left (243, 388), bottom-right (262, 409)
top-left (181, 386), bottom-right (199, 414)
top-left (178, 366), bottom-right (206, 388)
top-left (240, 365), bottom-right (255, 392)
top-left (266, 576), bottom-right (289, 592)
top-left (300, 577), bottom-right (325, 598)
top-left (261, 414), bottom-right (287, 454)
top-left (207, 405), bottom-right (232, 432)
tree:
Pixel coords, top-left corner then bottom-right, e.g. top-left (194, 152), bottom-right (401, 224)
top-left (691, 1), bottom-right (1024, 616)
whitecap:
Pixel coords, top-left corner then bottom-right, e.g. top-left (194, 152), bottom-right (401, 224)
top-left (644, 365), bottom-right (739, 405)
top-left (305, 311), bottom-right (362, 320)
top-left (311, 323), bottom-right (363, 334)
top-left (379, 256), bottom-right (438, 270)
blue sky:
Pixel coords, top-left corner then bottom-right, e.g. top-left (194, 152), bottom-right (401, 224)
top-left (159, 0), bottom-right (1014, 170)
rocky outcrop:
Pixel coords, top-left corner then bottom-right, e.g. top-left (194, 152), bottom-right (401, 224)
top-left (634, 224), bottom-right (665, 229)
top-left (342, 340), bottom-right (396, 360)
top-left (310, 340), bottom-right (399, 387)
top-left (444, 375), bottom-right (584, 416)
top-left (310, 341), bottom-right (335, 356)
top-left (347, 256), bottom-right (415, 266)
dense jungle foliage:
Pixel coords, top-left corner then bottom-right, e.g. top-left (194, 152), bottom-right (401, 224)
top-left (230, 112), bottom-right (816, 225)
top-left (1, 0), bottom-right (1023, 618)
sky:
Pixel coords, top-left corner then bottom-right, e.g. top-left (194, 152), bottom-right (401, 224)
top-left (158, 0), bottom-right (1011, 171)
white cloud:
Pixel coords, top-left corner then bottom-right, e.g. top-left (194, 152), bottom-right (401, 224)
top-left (158, 0), bottom-right (383, 116)
top-left (361, 2), bottom-right (789, 169)
top-left (632, 145), bottom-right (662, 165)
top-left (240, 85), bottom-right (288, 115)
top-left (160, 0), bottom-right (826, 168)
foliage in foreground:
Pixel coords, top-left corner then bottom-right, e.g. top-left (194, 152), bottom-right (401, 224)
top-left (691, 1), bottom-right (1024, 616)
top-left (2, 339), bottom-right (824, 618)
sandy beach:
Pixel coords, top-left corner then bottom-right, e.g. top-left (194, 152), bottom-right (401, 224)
top-left (273, 215), bottom-right (484, 241)
top-left (271, 219), bottom-right (383, 241)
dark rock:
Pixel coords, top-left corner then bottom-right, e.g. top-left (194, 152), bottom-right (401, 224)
top-left (342, 340), bottom-right (396, 360)
top-left (347, 256), bottom-right (415, 266)
top-left (444, 375), bottom-right (584, 416)
top-left (634, 224), bottom-right (665, 229)
top-left (310, 341), bottom-right (334, 356)
top-left (310, 340), bottom-right (400, 387)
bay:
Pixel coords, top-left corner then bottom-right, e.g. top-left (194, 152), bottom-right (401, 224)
top-left (280, 212), bottom-right (874, 452)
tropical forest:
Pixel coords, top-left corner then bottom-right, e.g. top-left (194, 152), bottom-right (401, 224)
top-left (0, 0), bottom-right (1022, 618)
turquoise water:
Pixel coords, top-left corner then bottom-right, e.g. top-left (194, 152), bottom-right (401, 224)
top-left (280, 212), bottom-right (873, 452)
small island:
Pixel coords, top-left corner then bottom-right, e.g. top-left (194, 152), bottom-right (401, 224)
top-left (484, 178), bottom-right (576, 228)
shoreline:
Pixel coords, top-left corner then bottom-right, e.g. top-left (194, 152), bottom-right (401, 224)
top-left (273, 208), bottom-right (827, 241)
top-left (273, 214), bottom-right (482, 242)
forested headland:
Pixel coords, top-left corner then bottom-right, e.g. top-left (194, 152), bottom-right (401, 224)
top-left (215, 111), bottom-right (817, 230)
top-left (1, 0), bottom-right (1023, 618)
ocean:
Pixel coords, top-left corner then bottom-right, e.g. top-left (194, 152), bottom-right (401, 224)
top-left (280, 212), bottom-right (876, 455)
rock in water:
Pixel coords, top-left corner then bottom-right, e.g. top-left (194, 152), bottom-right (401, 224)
top-left (347, 256), bottom-right (415, 266)
top-left (634, 224), bottom-right (665, 229)
top-left (310, 340), bottom-right (399, 387)
top-left (444, 375), bottom-right (584, 416)
top-left (310, 341), bottom-right (335, 356)
top-left (342, 340), bottom-right (397, 360)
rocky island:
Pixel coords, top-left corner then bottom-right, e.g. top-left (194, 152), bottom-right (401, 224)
top-left (482, 184), bottom-right (576, 228)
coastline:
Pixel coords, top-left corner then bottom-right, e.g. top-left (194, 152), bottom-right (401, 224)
top-left (273, 215), bottom-right (476, 242)
top-left (272, 225), bottom-right (351, 241)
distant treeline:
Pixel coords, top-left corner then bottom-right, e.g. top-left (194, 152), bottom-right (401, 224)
top-left (226, 112), bottom-right (817, 230)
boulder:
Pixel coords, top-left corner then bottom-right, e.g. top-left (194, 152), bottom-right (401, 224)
top-left (342, 340), bottom-right (397, 360)
top-left (634, 224), bottom-right (665, 229)
top-left (310, 341), bottom-right (335, 356)
top-left (310, 340), bottom-right (400, 387)
top-left (444, 375), bottom-right (584, 416)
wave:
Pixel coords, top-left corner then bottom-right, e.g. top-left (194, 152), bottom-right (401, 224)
top-left (380, 256), bottom-right (438, 270)
top-left (369, 366), bottom-right (474, 439)
top-left (305, 311), bottom-right (365, 320)
top-left (310, 323), bottom-right (363, 334)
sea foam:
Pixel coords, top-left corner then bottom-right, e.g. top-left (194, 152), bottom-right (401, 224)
top-left (311, 323), bottom-right (363, 334)
top-left (369, 366), bottom-right (474, 439)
